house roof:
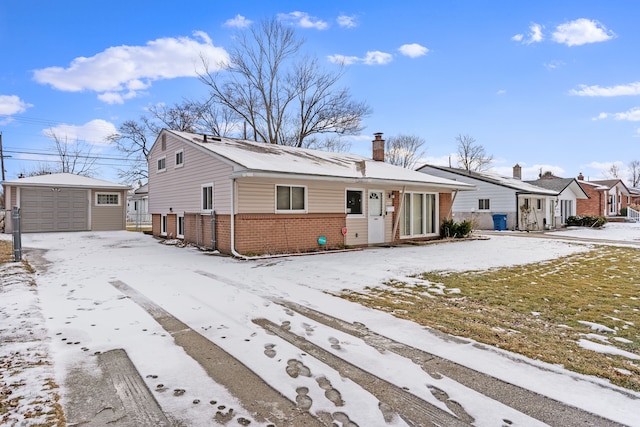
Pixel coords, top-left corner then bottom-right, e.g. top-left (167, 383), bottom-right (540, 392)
top-left (418, 164), bottom-right (557, 195)
top-left (165, 130), bottom-right (475, 191)
top-left (525, 177), bottom-right (590, 199)
top-left (587, 179), bottom-right (631, 195)
top-left (2, 173), bottom-right (130, 190)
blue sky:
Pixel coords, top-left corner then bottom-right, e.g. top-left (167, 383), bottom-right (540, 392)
top-left (1, 1), bottom-right (638, 184)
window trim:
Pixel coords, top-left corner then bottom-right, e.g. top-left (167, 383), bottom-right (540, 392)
top-left (201, 183), bottom-right (214, 213)
top-left (177, 215), bottom-right (185, 238)
top-left (175, 149), bottom-right (184, 169)
top-left (275, 184), bottom-right (307, 213)
top-left (346, 188), bottom-right (364, 216)
top-left (478, 198), bottom-right (490, 211)
top-left (400, 191), bottom-right (438, 238)
top-left (95, 192), bottom-right (121, 206)
top-left (157, 156), bottom-right (166, 173)
top-left (161, 214), bottom-right (167, 236)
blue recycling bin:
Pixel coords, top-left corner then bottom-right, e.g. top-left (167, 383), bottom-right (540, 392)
top-left (492, 214), bottom-right (507, 231)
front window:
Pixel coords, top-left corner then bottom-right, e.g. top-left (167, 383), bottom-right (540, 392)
top-left (175, 150), bottom-right (184, 168)
top-left (400, 192), bottom-right (437, 237)
top-left (346, 190), bottom-right (363, 215)
top-left (478, 199), bottom-right (490, 210)
top-left (157, 156), bottom-right (166, 172)
top-left (276, 185), bottom-right (306, 212)
top-left (202, 184), bottom-right (213, 212)
top-left (96, 193), bottom-right (120, 206)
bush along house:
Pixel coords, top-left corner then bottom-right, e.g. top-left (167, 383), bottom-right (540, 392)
top-left (147, 130), bottom-right (475, 256)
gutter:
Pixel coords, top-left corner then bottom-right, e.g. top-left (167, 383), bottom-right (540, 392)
top-left (230, 170), bottom-right (475, 192)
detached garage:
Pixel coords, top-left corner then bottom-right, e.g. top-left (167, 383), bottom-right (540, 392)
top-left (2, 173), bottom-right (130, 233)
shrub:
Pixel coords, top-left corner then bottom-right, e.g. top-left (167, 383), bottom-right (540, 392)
top-left (566, 215), bottom-right (607, 228)
top-left (441, 219), bottom-right (473, 238)
top-left (620, 207), bottom-right (627, 216)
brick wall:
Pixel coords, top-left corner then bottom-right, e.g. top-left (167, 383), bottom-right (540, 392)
top-left (439, 193), bottom-right (453, 225)
top-left (576, 185), bottom-right (602, 216)
top-left (166, 214), bottom-right (176, 238)
top-left (184, 213), bottom-right (215, 249)
top-left (234, 213), bottom-right (345, 255)
top-left (151, 214), bottom-right (161, 236)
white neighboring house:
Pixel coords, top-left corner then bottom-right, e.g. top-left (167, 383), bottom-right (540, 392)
top-left (525, 177), bottom-right (589, 225)
top-left (417, 164), bottom-right (587, 231)
top-left (126, 183), bottom-right (150, 230)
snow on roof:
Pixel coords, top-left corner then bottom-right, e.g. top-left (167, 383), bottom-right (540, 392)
top-left (2, 173), bottom-right (130, 189)
top-left (525, 177), bottom-right (589, 199)
top-left (421, 165), bottom-right (557, 195)
top-left (169, 130), bottom-right (475, 191)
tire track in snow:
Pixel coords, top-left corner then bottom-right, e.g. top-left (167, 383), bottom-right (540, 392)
top-left (278, 301), bottom-right (628, 427)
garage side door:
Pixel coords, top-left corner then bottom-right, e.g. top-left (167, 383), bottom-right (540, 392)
top-left (21, 187), bottom-right (89, 232)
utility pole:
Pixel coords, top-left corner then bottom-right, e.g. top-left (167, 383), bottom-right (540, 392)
top-left (0, 132), bottom-right (5, 181)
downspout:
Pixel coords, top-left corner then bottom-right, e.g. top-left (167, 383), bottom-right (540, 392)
top-left (515, 192), bottom-right (520, 230)
top-left (391, 186), bottom-right (407, 241)
top-left (230, 178), bottom-right (249, 259)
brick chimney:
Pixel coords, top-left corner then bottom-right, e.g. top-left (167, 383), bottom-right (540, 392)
top-left (513, 163), bottom-right (522, 180)
top-left (577, 172), bottom-right (584, 181)
top-left (372, 132), bottom-right (385, 162)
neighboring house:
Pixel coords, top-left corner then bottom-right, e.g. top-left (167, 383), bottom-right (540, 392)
top-left (417, 164), bottom-right (588, 231)
top-left (2, 173), bottom-right (130, 233)
top-left (576, 174), bottom-right (630, 217)
top-left (147, 130), bottom-right (474, 255)
top-left (525, 176), bottom-right (589, 225)
top-left (126, 183), bottom-right (150, 229)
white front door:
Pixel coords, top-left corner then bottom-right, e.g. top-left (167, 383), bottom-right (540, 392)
top-left (368, 191), bottom-right (385, 244)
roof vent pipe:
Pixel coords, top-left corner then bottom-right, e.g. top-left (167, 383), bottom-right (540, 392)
top-left (203, 134), bottom-right (207, 143)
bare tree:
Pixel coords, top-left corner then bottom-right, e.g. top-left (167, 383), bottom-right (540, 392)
top-left (627, 160), bottom-right (640, 187)
top-left (455, 134), bottom-right (493, 172)
top-left (198, 18), bottom-right (370, 147)
top-left (385, 134), bottom-right (426, 169)
top-left (44, 131), bottom-right (98, 176)
top-left (607, 163), bottom-right (620, 179)
top-left (107, 119), bottom-right (152, 183)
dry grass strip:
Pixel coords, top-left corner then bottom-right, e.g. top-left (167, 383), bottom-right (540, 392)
top-left (342, 245), bottom-right (640, 391)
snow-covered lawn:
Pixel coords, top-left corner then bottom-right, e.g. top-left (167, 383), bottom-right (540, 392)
top-left (1, 222), bottom-right (639, 426)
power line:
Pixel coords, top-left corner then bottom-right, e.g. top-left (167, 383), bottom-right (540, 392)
top-left (3, 148), bottom-right (136, 162)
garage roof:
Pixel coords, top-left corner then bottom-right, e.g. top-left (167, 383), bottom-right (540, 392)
top-left (2, 173), bottom-right (130, 190)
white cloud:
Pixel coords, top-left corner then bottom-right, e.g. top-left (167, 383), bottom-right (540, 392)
top-left (0, 95), bottom-right (32, 115)
top-left (544, 60), bottom-right (565, 70)
top-left (496, 89), bottom-right (507, 95)
top-left (327, 54), bottom-right (360, 65)
top-left (398, 43), bottom-right (429, 58)
top-left (43, 119), bottom-right (118, 146)
top-left (329, 51), bottom-right (394, 66)
top-left (583, 160), bottom-right (625, 179)
top-left (593, 107), bottom-right (640, 122)
top-left (570, 82), bottom-right (640, 97)
top-left (363, 51), bottom-right (393, 65)
top-left (552, 18), bottom-right (615, 46)
top-left (278, 11), bottom-right (328, 30)
top-left (337, 15), bottom-right (357, 28)
top-left (223, 14), bottom-right (252, 28)
top-left (513, 23), bottom-right (544, 44)
top-left (33, 31), bottom-right (229, 104)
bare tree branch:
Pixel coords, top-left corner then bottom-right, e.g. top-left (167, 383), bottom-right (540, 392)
top-left (198, 18), bottom-right (370, 146)
top-left (455, 134), bottom-right (493, 172)
top-left (627, 160), bottom-right (640, 187)
top-left (385, 134), bottom-right (426, 169)
top-left (43, 131), bottom-right (98, 176)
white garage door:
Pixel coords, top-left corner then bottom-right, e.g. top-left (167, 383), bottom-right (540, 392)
top-left (21, 187), bottom-right (89, 232)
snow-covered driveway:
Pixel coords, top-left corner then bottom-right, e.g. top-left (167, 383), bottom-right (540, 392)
top-left (17, 228), bottom-right (640, 426)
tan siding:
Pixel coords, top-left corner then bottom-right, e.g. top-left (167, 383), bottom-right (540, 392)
top-left (345, 217), bottom-right (367, 246)
top-left (148, 132), bottom-right (233, 216)
top-left (236, 178), bottom-right (344, 213)
top-left (91, 190), bottom-right (127, 230)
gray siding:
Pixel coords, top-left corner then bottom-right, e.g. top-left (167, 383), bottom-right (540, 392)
top-left (91, 189), bottom-right (127, 230)
top-left (148, 133), bottom-right (233, 215)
